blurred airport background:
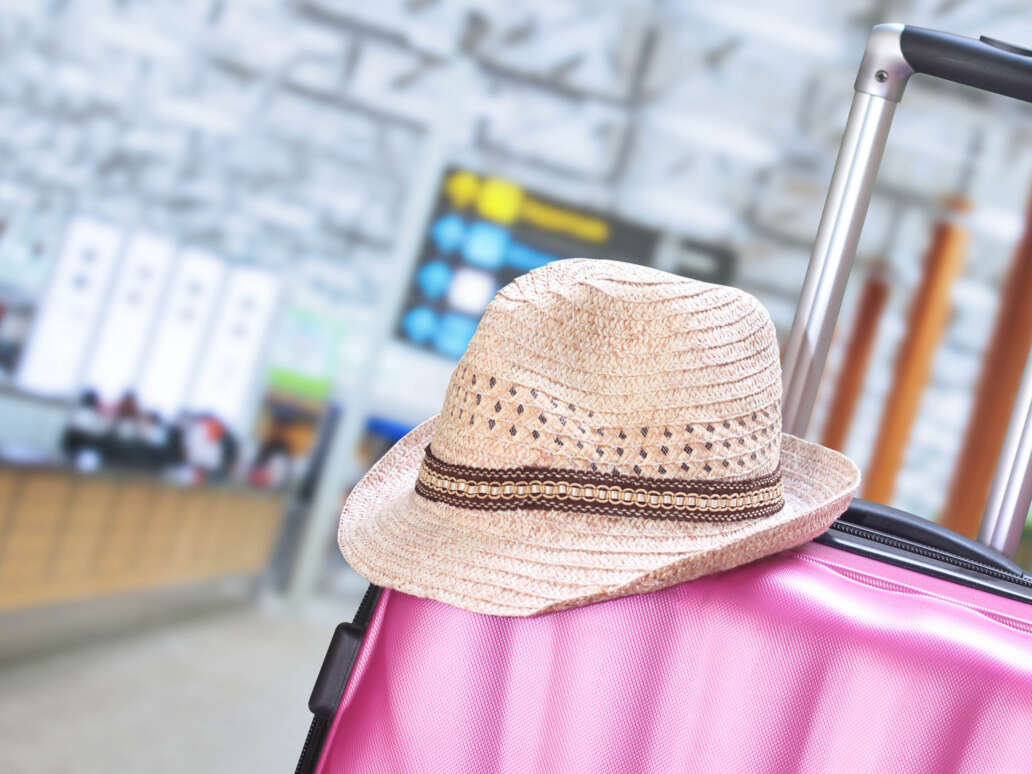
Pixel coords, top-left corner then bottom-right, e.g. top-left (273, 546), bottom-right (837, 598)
top-left (3, 0), bottom-right (1032, 771)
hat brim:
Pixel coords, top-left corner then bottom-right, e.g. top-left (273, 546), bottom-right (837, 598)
top-left (339, 416), bottom-right (860, 617)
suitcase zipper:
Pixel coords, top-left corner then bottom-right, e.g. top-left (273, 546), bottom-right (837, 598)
top-left (352, 583), bottom-right (381, 628)
top-left (828, 521), bottom-right (1032, 589)
top-left (295, 715), bottom-right (328, 774)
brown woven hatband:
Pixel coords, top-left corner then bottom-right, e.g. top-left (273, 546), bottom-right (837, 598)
top-left (416, 445), bottom-right (784, 521)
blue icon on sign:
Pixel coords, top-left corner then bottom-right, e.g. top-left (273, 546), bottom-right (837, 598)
top-left (463, 222), bottom-right (509, 269)
top-left (432, 215), bottom-right (466, 253)
top-left (506, 241), bottom-right (557, 272)
top-left (434, 313), bottom-right (478, 359)
top-left (417, 260), bottom-right (452, 299)
top-left (402, 306), bottom-right (437, 343)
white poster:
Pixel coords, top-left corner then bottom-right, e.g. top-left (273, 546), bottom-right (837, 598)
top-left (84, 233), bottom-right (176, 402)
top-left (187, 266), bottom-right (278, 432)
top-left (16, 216), bottom-right (124, 396)
top-left (136, 249), bottom-right (225, 418)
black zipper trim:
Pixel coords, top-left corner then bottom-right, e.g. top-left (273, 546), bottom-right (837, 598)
top-left (352, 584), bottom-right (382, 629)
top-left (828, 521), bottom-right (1032, 589)
top-left (295, 715), bottom-right (328, 774)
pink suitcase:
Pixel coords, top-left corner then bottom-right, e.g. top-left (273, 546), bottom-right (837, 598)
top-left (297, 24), bottom-right (1032, 774)
top-left (308, 540), bottom-right (1032, 773)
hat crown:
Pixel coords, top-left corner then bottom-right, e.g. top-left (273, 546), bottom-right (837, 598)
top-left (430, 259), bottom-right (782, 482)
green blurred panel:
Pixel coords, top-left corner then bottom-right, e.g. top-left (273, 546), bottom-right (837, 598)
top-left (265, 366), bottom-right (333, 402)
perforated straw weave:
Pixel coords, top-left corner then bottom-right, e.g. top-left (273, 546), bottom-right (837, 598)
top-left (340, 259), bottom-right (859, 616)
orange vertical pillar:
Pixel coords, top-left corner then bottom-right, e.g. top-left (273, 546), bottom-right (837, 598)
top-left (863, 200), bottom-right (970, 504)
top-left (821, 263), bottom-right (890, 452)
top-left (941, 191), bottom-right (1032, 537)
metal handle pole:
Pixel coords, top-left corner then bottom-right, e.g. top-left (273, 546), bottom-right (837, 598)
top-left (782, 24), bottom-right (912, 436)
top-left (979, 346), bottom-right (1032, 557)
top-left (781, 92), bottom-right (897, 435)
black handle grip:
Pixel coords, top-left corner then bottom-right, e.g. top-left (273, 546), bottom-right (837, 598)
top-left (900, 26), bottom-right (1032, 103)
top-left (839, 499), bottom-right (1023, 576)
top-left (308, 622), bottom-right (364, 717)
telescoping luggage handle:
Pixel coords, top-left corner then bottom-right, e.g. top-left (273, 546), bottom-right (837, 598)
top-left (781, 24), bottom-right (1032, 557)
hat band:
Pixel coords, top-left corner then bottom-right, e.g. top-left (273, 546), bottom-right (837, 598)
top-left (415, 446), bottom-right (783, 522)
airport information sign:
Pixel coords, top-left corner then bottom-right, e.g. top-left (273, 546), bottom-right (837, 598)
top-left (394, 168), bottom-right (661, 360)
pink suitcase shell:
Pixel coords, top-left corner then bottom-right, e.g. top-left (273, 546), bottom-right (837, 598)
top-left (296, 24), bottom-right (1032, 774)
top-left (309, 541), bottom-right (1032, 774)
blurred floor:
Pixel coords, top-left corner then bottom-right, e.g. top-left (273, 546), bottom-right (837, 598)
top-left (0, 591), bottom-right (361, 774)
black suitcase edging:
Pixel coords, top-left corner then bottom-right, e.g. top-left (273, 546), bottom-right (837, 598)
top-left (295, 584), bottom-right (383, 774)
top-left (818, 500), bottom-right (1032, 604)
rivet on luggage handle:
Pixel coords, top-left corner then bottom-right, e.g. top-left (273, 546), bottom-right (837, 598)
top-left (781, 23), bottom-right (1032, 557)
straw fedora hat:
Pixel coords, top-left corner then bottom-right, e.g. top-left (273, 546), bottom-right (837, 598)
top-left (339, 259), bottom-right (859, 616)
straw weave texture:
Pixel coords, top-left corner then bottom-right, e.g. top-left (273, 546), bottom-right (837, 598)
top-left (339, 259), bottom-right (859, 616)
